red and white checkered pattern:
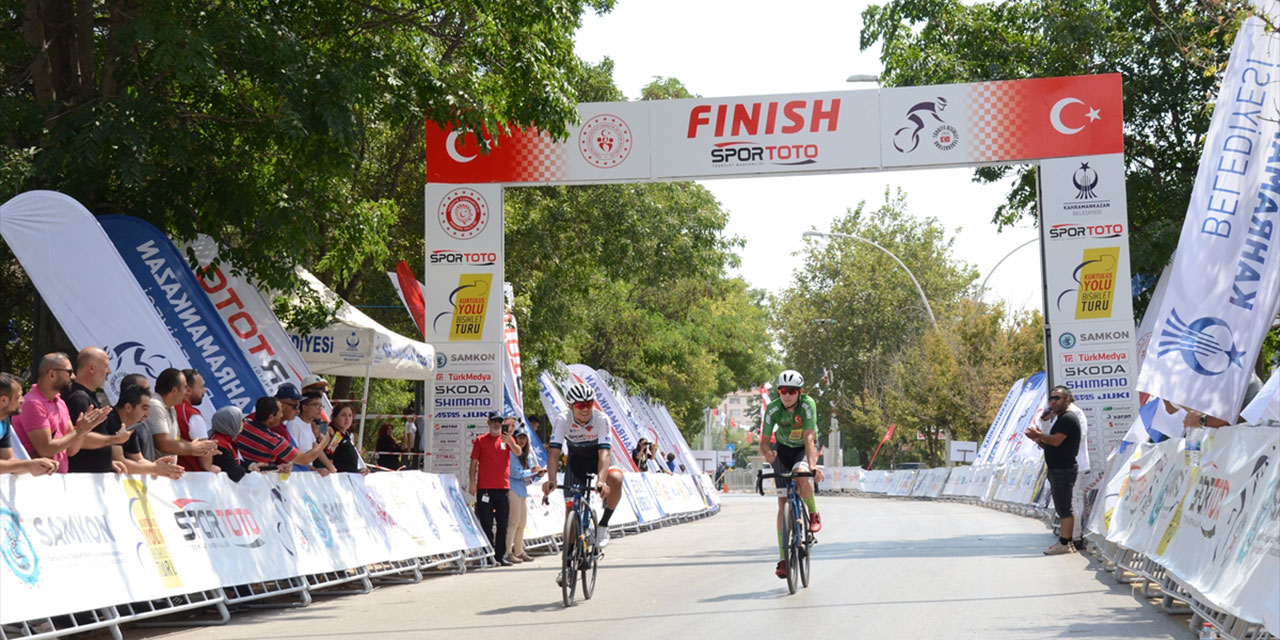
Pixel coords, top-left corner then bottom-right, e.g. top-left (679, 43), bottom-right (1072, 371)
top-left (507, 131), bottom-right (568, 182)
top-left (964, 81), bottom-right (1032, 163)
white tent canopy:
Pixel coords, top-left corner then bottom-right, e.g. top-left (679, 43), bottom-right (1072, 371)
top-left (285, 269), bottom-right (435, 381)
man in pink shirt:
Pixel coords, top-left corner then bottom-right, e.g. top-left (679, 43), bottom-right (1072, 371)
top-left (11, 352), bottom-right (109, 472)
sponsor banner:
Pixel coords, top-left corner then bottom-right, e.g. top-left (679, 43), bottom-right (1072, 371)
top-left (428, 342), bottom-right (502, 483)
top-left (186, 235), bottom-right (314, 396)
top-left (0, 192), bottom-right (192, 403)
top-left (1137, 16), bottom-right (1280, 422)
top-left (648, 90), bottom-right (880, 178)
top-left (100, 215), bottom-right (269, 413)
top-left (977, 378), bottom-right (1025, 462)
top-left (0, 471), bottom-right (496, 625)
top-left (424, 184), bottom-right (504, 343)
top-left (623, 473), bottom-right (664, 522)
top-left (426, 75), bottom-right (1122, 183)
top-left (425, 101), bottom-right (651, 184)
top-left (880, 74), bottom-right (1123, 168)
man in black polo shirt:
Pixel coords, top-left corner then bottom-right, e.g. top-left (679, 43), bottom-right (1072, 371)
top-left (64, 347), bottom-right (130, 474)
top-left (69, 384), bottom-right (184, 478)
top-left (1025, 385), bottom-right (1082, 555)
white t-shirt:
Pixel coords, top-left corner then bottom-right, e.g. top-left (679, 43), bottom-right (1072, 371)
top-left (286, 416), bottom-right (316, 451)
top-left (145, 398), bottom-right (181, 440)
top-left (1069, 403), bottom-right (1090, 473)
top-left (187, 412), bottom-right (209, 440)
top-left (550, 409), bottom-right (611, 451)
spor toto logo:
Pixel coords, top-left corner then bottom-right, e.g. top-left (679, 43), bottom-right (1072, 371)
top-left (578, 114), bottom-right (632, 168)
top-left (437, 189), bottom-right (490, 240)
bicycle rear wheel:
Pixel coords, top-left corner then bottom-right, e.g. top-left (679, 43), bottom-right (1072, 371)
top-left (580, 509), bottom-right (599, 600)
top-left (561, 510), bottom-right (580, 606)
top-left (797, 501), bottom-right (811, 588)
top-left (783, 500), bottom-right (798, 595)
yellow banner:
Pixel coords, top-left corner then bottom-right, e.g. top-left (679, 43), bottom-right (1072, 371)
top-left (1075, 247), bottom-right (1120, 320)
top-left (449, 273), bottom-right (493, 341)
top-left (123, 479), bottom-right (183, 589)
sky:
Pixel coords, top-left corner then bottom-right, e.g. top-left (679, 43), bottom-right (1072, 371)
top-left (573, 0), bottom-right (1046, 313)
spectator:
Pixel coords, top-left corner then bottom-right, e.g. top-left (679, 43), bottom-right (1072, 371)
top-left (327, 403), bottom-right (368, 474)
top-left (715, 460), bottom-right (728, 490)
top-left (118, 373), bottom-right (158, 461)
top-left (469, 411), bottom-right (521, 566)
top-left (236, 396), bottom-right (329, 468)
top-left (11, 352), bottom-right (109, 472)
top-left (289, 391), bottom-right (337, 474)
top-left (527, 415), bottom-right (544, 445)
top-left (402, 402), bottom-right (419, 457)
top-left (1025, 385), bottom-right (1083, 555)
top-left (63, 347), bottom-right (128, 474)
top-left (666, 452), bottom-right (677, 473)
top-left (0, 372), bottom-right (58, 475)
top-left (72, 384), bottom-right (183, 478)
top-left (632, 438), bottom-right (651, 470)
top-left (300, 373), bottom-right (331, 418)
top-left (209, 406), bottom-right (267, 482)
top-left (376, 422), bottom-right (405, 469)
top-left (505, 419), bottom-right (544, 563)
top-left (175, 370), bottom-right (211, 471)
top-left (649, 441), bottom-right (671, 474)
top-left (145, 368), bottom-right (217, 466)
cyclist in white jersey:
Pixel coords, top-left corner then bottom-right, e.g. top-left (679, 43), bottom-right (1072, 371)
top-left (543, 383), bottom-right (624, 558)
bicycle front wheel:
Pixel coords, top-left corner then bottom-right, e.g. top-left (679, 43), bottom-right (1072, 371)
top-left (581, 509), bottom-right (599, 600)
top-left (783, 499), bottom-right (798, 595)
top-left (562, 509), bottom-right (580, 606)
top-left (797, 501), bottom-right (811, 588)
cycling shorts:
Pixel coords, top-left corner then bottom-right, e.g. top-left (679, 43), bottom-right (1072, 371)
top-left (563, 448), bottom-right (620, 494)
top-left (771, 443), bottom-right (810, 489)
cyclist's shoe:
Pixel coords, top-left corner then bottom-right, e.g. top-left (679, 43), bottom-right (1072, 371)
top-left (775, 559), bottom-right (787, 579)
top-left (596, 526), bottom-right (610, 548)
top-left (809, 512), bottom-right (822, 533)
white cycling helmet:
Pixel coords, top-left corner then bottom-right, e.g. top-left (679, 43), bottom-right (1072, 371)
top-left (777, 370), bottom-right (804, 388)
top-left (564, 383), bottom-right (596, 404)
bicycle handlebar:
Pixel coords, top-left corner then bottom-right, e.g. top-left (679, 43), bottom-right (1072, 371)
top-left (756, 469), bottom-right (816, 495)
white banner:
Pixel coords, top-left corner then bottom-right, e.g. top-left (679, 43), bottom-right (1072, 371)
top-left (0, 191), bottom-right (192, 400)
top-left (1137, 16), bottom-right (1280, 421)
top-left (186, 235), bottom-right (314, 396)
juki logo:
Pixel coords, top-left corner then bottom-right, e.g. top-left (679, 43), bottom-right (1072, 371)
top-left (1156, 309), bottom-right (1246, 376)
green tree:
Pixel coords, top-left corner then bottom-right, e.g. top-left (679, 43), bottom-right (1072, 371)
top-left (1, 0), bottom-right (613, 373)
top-left (860, 0), bottom-right (1251, 313)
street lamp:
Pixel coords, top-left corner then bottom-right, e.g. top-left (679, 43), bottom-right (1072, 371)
top-left (802, 230), bottom-right (938, 330)
top-left (975, 237), bottom-right (1037, 301)
top-left (846, 74), bottom-right (880, 83)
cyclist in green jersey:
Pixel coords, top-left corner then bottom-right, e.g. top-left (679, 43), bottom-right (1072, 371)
top-left (760, 369), bottom-right (824, 579)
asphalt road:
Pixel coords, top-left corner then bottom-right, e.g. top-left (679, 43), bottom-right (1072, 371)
top-left (134, 494), bottom-right (1194, 639)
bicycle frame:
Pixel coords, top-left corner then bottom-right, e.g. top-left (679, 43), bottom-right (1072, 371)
top-left (757, 469), bottom-right (816, 594)
top-left (552, 473), bottom-right (601, 606)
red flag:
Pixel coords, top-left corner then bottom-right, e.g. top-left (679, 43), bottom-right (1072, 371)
top-left (880, 423), bottom-right (897, 444)
top-left (394, 260), bottom-right (427, 339)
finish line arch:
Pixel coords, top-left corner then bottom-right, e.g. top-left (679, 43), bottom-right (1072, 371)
top-left (421, 73), bottom-right (1137, 476)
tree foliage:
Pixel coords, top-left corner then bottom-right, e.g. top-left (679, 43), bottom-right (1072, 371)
top-left (775, 190), bottom-right (1043, 467)
top-left (860, 0), bottom-right (1251, 313)
top-left (1, 0), bottom-right (613, 371)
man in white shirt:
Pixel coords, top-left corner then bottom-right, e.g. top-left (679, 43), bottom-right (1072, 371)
top-left (288, 391), bottom-right (336, 474)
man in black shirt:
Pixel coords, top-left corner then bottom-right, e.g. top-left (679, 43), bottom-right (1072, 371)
top-left (69, 384), bottom-right (183, 478)
top-left (65, 347), bottom-right (129, 474)
top-left (1025, 385), bottom-right (1082, 555)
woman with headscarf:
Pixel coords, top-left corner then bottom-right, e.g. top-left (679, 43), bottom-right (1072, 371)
top-left (210, 406), bottom-right (265, 482)
top-left (376, 421), bottom-right (404, 469)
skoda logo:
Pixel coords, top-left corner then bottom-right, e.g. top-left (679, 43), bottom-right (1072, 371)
top-left (0, 508), bottom-right (39, 585)
top-left (1058, 332), bottom-right (1076, 349)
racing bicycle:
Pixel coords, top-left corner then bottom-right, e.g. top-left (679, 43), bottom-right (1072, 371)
top-left (757, 469), bottom-right (817, 594)
top-left (547, 472), bottom-right (602, 606)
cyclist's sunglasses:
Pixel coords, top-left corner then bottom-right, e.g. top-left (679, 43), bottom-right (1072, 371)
top-left (778, 386), bottom-right (800, 395)
top-left (572, 401), bottom-right (594, 410)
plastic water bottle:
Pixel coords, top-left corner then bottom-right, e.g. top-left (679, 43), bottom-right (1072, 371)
top-left (1199, 622), bottom-right (1218, 639)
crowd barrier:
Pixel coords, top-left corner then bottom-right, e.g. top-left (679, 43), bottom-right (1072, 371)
top-left (0, 469), bottom-right (719, 639)
top-left (814, 425), bottom-right (1278, 639)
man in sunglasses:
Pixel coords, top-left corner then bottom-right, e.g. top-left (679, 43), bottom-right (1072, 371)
top-left (1024, 385), bottom-right (1082, 555)
top-left (542, 382), bottom-right (624, 584)
top-left (760, 369), bottom-right (823, 579)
